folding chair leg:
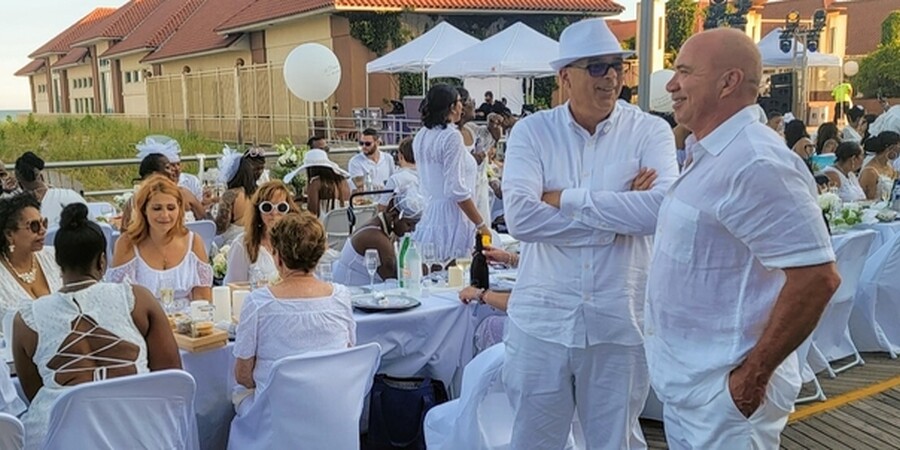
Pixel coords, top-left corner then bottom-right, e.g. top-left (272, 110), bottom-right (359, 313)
top-left (832, 350), bottom-right (865, 375)
top-left (795, 376), bottom-right (827, 404)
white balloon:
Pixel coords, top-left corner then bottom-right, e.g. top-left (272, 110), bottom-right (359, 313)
top-left (843, 60), bottom-right (859, 77)
top-left (283, 44), bottom-right (342, 102)
top-left (649, 69), bottom-right (675, 113)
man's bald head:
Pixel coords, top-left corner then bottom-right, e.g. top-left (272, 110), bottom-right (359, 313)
top-left (666, 28), bottom-right (763, 139)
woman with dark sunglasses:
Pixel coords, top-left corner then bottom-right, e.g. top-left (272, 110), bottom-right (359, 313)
top-left (0, 193), bottom-right (62, 337)
top-left (224, 181), bottom-right (300, 285)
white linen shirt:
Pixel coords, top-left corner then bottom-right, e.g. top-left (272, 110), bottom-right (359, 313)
top-left (502, 100), bottom-right (678, 348)
top-left (645, 106), bottom-right (836, 408)
top-left (348, 151), bottom-right (395, 190)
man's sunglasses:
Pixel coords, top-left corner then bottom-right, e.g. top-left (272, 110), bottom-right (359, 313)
top-left (19, 217), bottom-right (48, 233)
top-left (259, 201), bottom-right (290, 214)
top-left (568, 60), bottom-right (624, 78)
top-left (359, 141), bottom-right (375, 147)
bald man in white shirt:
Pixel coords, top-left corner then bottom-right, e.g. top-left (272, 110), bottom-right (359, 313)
top-left (501, 19), bottom-right (678, 450)
top-left (646, 28), bottom-right (840, 448)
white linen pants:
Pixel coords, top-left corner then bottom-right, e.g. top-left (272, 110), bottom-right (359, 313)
top-left (661, 368), bottom-right (796, 450)
top-left (502, 322), bottom-right (649, 450)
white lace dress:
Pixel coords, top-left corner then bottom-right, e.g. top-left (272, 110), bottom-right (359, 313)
top-left (18, 283), bottom-right (149, 449)
top-left (222, 234), bottom-right (276, 284)
top-left (822, 166), bottom-right (866, 202)
top-left (412, 125), bottom-right (478, 262)
top-left (0, 247), bottom-right (62, 340)
top-left (106, 232), bottom-right (213, 304)
top-left (232, 284), bottom-right (355, 412)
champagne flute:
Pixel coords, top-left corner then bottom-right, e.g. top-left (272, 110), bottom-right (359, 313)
top-left (455, 249), bottom-right (473, 286)
top-left (158, 275), bottom-right (175, 314)
top-left (364, 249), bottom-right (380, 298)
top-left (419, 242), bottom-right (437, 283)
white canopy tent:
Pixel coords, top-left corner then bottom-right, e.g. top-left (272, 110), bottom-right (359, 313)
top-left (366, 22), bottom-right (480, 74)
top-left (758, 28), bottom-right (842, 68)
top-left (427, 22), bottom-right (559, 79)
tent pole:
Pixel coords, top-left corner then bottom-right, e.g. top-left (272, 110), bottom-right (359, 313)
top-left (365, 74), bottom-right (370, 109)
top-left (422, 71), bottom-right (426, 95)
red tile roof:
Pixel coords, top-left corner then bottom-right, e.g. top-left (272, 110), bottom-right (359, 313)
top-left (103, 0), bottom-right (207, 58)
top-left (216, 0), bottom-right (623, 32)
top-left (51, 47), bottom-right (91, 70)
top-left (14, 59), bottom-right (47, 77)
top-left (215, 0), bottom-right (333, 32)
top-left (142, 0), bottom-right (247, 63)
top-left (72, 0), bottom-right (169, 46)
top-left (606, 19), bottom-right (636, 42)
top-left (28, 8), bottom-right (116, 58)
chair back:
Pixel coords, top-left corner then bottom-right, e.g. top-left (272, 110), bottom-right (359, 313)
top-left (228, 343), bottom-right (381, 450)
top-left (97, 222), bottom-right (118, 263)
top-left (185, 220), bottom-right (216, 255)
top-left (830, 230), bottom-right (876, 305)
top-left (851, 230), bottom-right (900, 354)
top-left (322, 207), bottom-right (353, 250)
top-left (42, 370), bottom-right (199, 450)
top-left (0, 412), bottom-right (24, 450)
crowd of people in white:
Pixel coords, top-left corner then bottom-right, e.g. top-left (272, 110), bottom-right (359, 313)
top-left (13, 16), bottom-right (900, 449)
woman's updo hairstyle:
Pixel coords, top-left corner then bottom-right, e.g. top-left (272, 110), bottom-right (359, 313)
top-left (0, 193), bottom-right (41, 258)
top-left (865, 131), bottom-right (900, 155)
top-left (420, 84), bottom-right (459, 129)
top-left (834, 141), bottom-right (862, 163)
top-left (270, 212), bottom-right (326, 272)
top-left (55, 203), bottom-right (106, 271)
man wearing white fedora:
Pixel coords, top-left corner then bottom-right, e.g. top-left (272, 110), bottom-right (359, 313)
top-left (501, 18), bottom-right (678, 449)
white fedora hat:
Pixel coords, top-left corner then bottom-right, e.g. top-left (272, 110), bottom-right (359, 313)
top-left (549, 18), bottom-right (635, 72)
top-left (283, 149), bottom-right (349, 183)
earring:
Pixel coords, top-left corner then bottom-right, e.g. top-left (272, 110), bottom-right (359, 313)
top-left (8, 244), bottom-right (14, 254)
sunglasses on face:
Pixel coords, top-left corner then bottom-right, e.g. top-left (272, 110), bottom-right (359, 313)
top-left (244, 147), bottom-right (265, 158)
top-left (569, 60), bottom-right (625, 78)
top-left (19, 217), bottom-right (48, 234)
top-left (359, 141), bottom-right (375, 147)
top-left (259, 201), bottom-right (290, 214)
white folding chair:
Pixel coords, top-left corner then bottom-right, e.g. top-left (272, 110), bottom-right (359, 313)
top-left (41, 370), bottom-right (199, 450)
top-left (808, 230), bottom-right (876, 376)
top-left (424, 344), bottom-right (581, 450)
top-left (850, 231), bottom-right (900, 358)
top-left (322, 207), bottom-right (353, 250)
top-left (86, 201), bottom-right (116, 220)
top-left (43, 227), bottom-right (57, 247)
top-left (228, 343), bottom-right (382, 450)
top-left (185, 220), bottom-right (216, 256)
top-left (0, 412), bottom-right (24, 450)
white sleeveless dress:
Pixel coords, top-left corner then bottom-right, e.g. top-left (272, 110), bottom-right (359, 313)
top-left (332, 227), bottom-right (385, 287)
top-left (412, 125), bottom-right (478, 262)
top-left (822, 166), bottom-right (866, 202)
top-left (18, 283), bottom-right (149, 449)
top-left (106, 232), bottom-right (213, 305)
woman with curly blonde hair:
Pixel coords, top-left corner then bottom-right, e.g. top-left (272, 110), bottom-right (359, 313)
top-left (223, 181), bottom-right (299, 284)
top-left (232, 212), bottom-right (355, 412)
top-left (108, 174), bottom-right (213, 306)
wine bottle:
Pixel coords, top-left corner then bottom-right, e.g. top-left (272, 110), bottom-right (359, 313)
top-left (471, 232), bottom-right (490, 289)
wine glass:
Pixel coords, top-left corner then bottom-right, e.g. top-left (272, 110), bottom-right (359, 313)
top-left (419, 242), bottom-right (437, 282)
top-left (364, 249), bottom-right (380, 297)
top-left (317, 262), bottom-right (333, 283)
top-left (455, 249), bottom-right (474, 286)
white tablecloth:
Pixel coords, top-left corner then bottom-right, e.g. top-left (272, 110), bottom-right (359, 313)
top-left (183, 289), bottom-right (477, 450)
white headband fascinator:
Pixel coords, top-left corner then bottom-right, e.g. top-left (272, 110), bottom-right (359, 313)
top-left (394, 184), bottom-right (425, 220)
top-left (217, 145), bottom-right (242, 184)
top-left (136, 135), bottom-right (181, 162)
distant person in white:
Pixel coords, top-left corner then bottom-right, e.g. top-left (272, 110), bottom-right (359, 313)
top-left (501, 18), bottom-right (678, 450)
top-left (645, 29), bottom-right (840, 448)
top-left (377, 137), bottom-right (418, 212)
top-left (136, 135), bottom-right (203, 200)
top-left (348, 128), bottom-right (394, 193)
top-left (14, 151), bottom-right (87, 228)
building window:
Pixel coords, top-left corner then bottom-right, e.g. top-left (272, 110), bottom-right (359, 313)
top-left (89, 98), bottom-right (94, 113)
top-left (134, 70), bottom-right (141, 82)
top-left (125, 72), bottom-right (132, 83)
top-left (88, 78), bottom-right (93, 88)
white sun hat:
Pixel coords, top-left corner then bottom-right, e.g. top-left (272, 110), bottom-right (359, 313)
top-left (283, 149), bottom-right (349, 183)
top-left (549, 18), bottom-right (635, 72)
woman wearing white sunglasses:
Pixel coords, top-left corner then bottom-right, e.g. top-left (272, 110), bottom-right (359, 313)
top-left (224, 181), bottom-right (299, 284)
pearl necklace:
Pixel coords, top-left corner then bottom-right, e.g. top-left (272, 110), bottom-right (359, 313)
top-left (62, 279), bottom-right (98, 290)
top-left (5, 254), bottom-right (38, 284)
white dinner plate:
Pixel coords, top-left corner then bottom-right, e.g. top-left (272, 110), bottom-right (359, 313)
top-left (352, 293), bottom-right (421, 312)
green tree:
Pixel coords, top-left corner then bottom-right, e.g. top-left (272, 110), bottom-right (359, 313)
top-left (666, 0), bottom-right (698, 53)
top-left (855, 43), bottom-right (900, 98)
top-left (882, 11), bottom-right (900, 46)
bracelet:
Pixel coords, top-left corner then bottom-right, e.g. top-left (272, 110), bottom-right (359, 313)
top-left (507, 253), bottom-right (518, 267)
top-left (475, 221), bottom-right (486, 229)
top-left (477, 288), bottom-right (487, 303)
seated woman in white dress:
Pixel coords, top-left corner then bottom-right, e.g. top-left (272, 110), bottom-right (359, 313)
top-left (108, 174), bottom-right (213, 308)
top-left (333, 188), bottom-right (422, 286)
top-left (232, 212), bottom-right (355, 413)
top-left (822, 141), bottom-right (866, 202)
top-left (860, 132), bottom-right (900, 201)
top-left (0, 193), bottom-right (62, 339)
top-left (224, 181), bottom-right (299, 285)
top-left (214, 147), bottom-right (258, 247)
top-left (12, 203), bottom-right (181, 449)
top-left (412, 84), bottom-right (491, 264)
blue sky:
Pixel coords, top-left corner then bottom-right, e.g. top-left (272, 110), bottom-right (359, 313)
top-left (0, 0), bottom-right (638, 109)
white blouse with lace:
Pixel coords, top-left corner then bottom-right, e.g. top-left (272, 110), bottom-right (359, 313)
top-left (0, 246), bottom-right (62, 339)
top-left (222, 233), bottom-right (276, 284)
top-left (18, 282), bottom-right (148, 449)
top-left (106, 232), bottom-right (213, 302)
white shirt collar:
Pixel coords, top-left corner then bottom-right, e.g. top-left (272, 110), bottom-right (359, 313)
top-left (563, 100), bottom-right (621, 136)
top-left (686, 105), bottom-right (760, 157)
